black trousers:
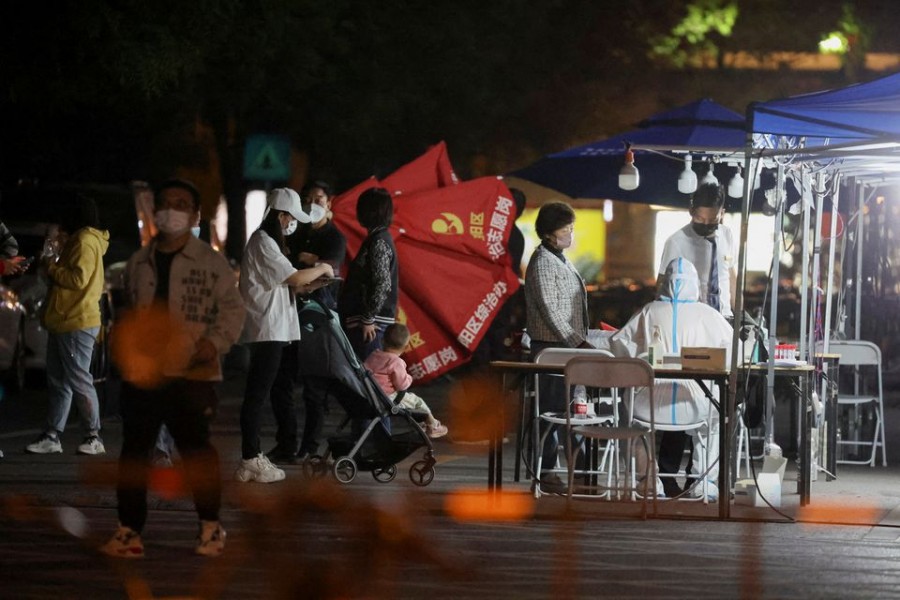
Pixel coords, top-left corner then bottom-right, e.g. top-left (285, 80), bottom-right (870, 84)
top-left (298, 376), bottom-right (332, 456)
top-left (116, 379), bottom-right (221, 532)
top-left (658, 431), bottom-right (693, 479)
top-left (529, 340), bottom-right (584, 474)
top-left (241, 341), bottom-right (298, 459)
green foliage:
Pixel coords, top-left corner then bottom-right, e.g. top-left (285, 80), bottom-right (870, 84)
top-left (650, 0), bottom-right (739, 68)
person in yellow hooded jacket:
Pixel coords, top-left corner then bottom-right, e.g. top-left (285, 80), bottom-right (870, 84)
top-left (26, 194), bottom-right (109, 456)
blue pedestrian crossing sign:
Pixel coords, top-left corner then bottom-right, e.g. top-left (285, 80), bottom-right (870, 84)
top-left (243, 134), bottom-right (291, 181)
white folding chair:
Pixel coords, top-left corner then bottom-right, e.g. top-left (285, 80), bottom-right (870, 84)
top-left (563, 357), bottom-right (657, 517)
top-left (532, 348), bottom-right (617, 498)
top-left (824, 340), bottom-right (887, 467)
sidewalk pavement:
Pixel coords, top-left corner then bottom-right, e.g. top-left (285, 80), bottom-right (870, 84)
top-left (1, 368), bottom-right (900, 598)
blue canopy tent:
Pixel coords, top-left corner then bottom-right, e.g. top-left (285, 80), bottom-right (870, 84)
top-left (508, 99), bottom-right (752, 209)
top-left (729, 72), bottom-right (900, 497)
top-left (751, 71), bottom-right (900, 140)
top-left (742, 70), bottom-right (900, 353)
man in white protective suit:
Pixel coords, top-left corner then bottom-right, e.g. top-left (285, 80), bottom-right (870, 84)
top-left (609, 257), bottom-right (732, 500)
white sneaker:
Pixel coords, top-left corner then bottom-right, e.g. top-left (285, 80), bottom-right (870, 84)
top-left (234, 454), bottom-right (285, 483)
top-left (99, 525), bottom-right (144, 559)
top-left (77, 435), bottom-right (106, 455)
top-left (637, 476), bottom-right (666, 498)
top-left (689, 480), bottom-right (719, 502)
top-left (195, 520), bottom-right (226, 557)
top-left (25, 433), bottom-right (62, 454)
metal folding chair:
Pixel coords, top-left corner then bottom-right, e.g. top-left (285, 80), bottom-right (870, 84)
top-left (532, 348), bottom-right (617, 498)
top-left (563, 356), bottom-right (657, 517)
top-left (826, 340), bottom-right (887, 467)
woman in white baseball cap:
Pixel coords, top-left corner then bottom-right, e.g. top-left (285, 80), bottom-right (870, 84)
top-left (235, 188), bottom-right (332, 483)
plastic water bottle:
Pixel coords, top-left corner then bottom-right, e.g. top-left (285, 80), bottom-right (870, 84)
top-left (574, 387), bottom-right (588, 419)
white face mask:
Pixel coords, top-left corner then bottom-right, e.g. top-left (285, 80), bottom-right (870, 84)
top-left (154, 209), bottom-right (192, 236)
top-left (282, 219), bottom-right (298, 236)
top-left (555, 231), bottom-right (574, 249)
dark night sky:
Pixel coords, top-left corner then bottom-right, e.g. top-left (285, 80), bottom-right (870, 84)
top-left (1, 1), bottom-right (897, 190)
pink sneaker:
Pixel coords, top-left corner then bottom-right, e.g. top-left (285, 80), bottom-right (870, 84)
top-left (427, 421), bottom-right (448, 439)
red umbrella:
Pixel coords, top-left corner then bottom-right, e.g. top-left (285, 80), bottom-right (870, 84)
top-left (392, 177), bottom-right (518, 263)
top-left (396, 235), bottom-right (518, 374)
top-left (332, 144), bottom-right (520, 383)
top-left (381, 141), bottom-right (458, 195)
top-left (396, 288), bottom-right (469, 380)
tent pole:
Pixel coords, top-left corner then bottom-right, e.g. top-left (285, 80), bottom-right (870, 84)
top-left (854, 182), bottom-right (865, 341)
top-left (726, 137), bottom-right (754, 521)
top-left (823, 174), bottom-right (842, 352)
top-left (807, 172), bottom-right (827, 362)
top-left (798, 166), bottom-right (811, 364)
top-left (764, 163), bottom-right (786, 456)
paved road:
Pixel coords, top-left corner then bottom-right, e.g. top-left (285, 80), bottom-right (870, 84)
top-left (2, 369), bottom-right (900, 599)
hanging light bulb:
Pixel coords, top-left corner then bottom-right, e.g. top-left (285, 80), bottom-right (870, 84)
top-left (677, 155), bottom-right (698, 194)
top-left (603, 199), bottom-right (614, 222)
top-left (700, 162), bottom-right (719, 187)
top-left (618, 145), bottom-right (639, 191)
top-left (727, 165), bottom-right (744, 198)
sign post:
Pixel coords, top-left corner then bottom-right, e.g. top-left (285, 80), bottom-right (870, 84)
top-left (243, 134), bottom-right (291, 182)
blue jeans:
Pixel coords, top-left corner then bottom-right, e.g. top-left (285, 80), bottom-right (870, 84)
top-left (45, 327), bottom-right (101, 435)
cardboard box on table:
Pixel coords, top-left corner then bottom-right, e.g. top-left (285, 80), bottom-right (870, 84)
top-left (680, 347), bottom-right (726, 371)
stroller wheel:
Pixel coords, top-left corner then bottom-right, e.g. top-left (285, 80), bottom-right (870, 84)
top-left (372, 465), bottom-right (397, 483)
top-left (409, 460), bottom-right (435, 487)
top-left (302, 455), bottom-right (327, 479)
top-left (333, 457), bottom-right (357, 483)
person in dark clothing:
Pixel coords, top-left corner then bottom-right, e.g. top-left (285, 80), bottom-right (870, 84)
top-left (507, 188), bottom-right (527, 279)
top-left (338, 187), bottom-right (398, 362)
top-left (291, 180), bottom-right (348, 459)
top-left (290, 180), bottom-right (347, 310)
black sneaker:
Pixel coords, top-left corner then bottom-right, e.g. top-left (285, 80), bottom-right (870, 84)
top-left (265, 447), bottom-right (298, 465)
top-left (662, 478), bottom-right (683, 499)
top-left (539, 472), bottom-right (567, 495)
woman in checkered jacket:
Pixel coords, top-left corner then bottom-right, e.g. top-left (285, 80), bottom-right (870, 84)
top-left (524, 201), bottom-right (592, 493)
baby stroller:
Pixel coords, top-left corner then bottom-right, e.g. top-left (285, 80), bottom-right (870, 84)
top-left (296, 299), bottom-right (437, 486)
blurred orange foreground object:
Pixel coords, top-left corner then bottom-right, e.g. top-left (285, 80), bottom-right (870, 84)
top-left (148, 467), bottom-right (187, 501)
top-left (444, 488), bottom-right (534, 522)
top-left (796, 501), bottom-right (881, 526)
top-left (111, 303), bottom-right (191, 389)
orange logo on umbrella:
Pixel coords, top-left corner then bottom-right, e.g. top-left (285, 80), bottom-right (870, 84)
top-left (431, 212), bottom-right (464, 235)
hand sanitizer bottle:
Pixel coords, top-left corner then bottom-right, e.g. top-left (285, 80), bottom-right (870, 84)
top-left (649, 326), bottom-right (664, 368)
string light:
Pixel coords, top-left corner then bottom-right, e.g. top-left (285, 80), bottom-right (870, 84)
top-left (618, 145), bottom-right (639, 191)
top-left (700, 162), bottom-right (719, 186)
top-left (678, 155), bottom-right (698, 194)
top-left (727, 165), bottom-right (744, 198)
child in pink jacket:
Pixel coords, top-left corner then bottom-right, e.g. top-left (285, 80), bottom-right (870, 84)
top-left (364, 323), bottom-right (448, 438)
